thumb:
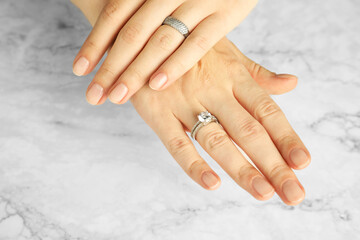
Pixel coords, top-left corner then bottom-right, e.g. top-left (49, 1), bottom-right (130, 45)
top-left (239, 52), bottom-right (298, 95)
top-left (219, 37), bottom-right (298, 95)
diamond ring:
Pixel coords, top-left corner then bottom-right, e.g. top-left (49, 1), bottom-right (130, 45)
top-left (161, 16), bottom-right (190, 38)
top-left (191, 111), bottom-right (219, 140)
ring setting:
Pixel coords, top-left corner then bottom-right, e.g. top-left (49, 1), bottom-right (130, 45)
top-left (191, 111), bottom-right (219, 140)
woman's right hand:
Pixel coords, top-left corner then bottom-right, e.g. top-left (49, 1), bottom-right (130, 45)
top-left (130, 37), bottom-right (311, 205)
top-left (71, 0), bottom-right (259, 105)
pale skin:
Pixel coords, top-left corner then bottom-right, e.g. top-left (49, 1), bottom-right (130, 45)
top-left (71, 0), bottom-right (311, 205)
top-left (71, 0), bottom-right (259, 105)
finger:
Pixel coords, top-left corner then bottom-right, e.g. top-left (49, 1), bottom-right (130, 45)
top-left (232, 74), bottom-right (311, 170)
top-left (84, 0), bottom-right (183, 105)
top-left (235, 48), bottom-right (298, 95)
top-left (148, 13), bottom-right (228, 91)
top-left (257, 74), bottom-right (298, 95)
top-left (214, 37), bottom-right (298, 95)
top-left (149, 111), bottom-right (221, 190)
top-left (73, 0), bottom-right (144, 76)
top-left (176, 106), bottom-right (275, 201)
top-left (200, 93), bottom-right (305, 205)
top-left (108, 0), bottom-right (217, 104)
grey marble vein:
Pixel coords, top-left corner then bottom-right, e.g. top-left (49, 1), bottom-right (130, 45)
top-left (0, 0), bottom-right (359, 239)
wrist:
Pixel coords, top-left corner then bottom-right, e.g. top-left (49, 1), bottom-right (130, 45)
top-left (71, 0), bottom-right (107, 26)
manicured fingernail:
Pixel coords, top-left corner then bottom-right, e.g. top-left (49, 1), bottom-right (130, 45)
top-left (202, 171), bottom-right (220, 189)
top-left (276, 74), bottom-right (297, 80)
top-left (73, 56), bottom-right (89, 76)
top-left (252, 176), bottom-right (274, 198)
top-left (149, 73), bottom-right (167, 90)
top-left (282, 179), bottom-right (305, 203)
top-left (109, 83), bottom-right (128, 103)
top-left (290, 148), bottom-right (309, 168)
top-left (86, 83), bottom-right (103, 105)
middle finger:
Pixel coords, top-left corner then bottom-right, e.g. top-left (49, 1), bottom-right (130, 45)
top-left (108, 1), bottom-right (219, 103)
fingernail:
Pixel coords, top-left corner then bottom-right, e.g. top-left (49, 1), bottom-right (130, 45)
top-left (73, 56), bottom-right (89, 76)
top-left (282, 179), bottom-right (305, 203)
top-left (276, 74), bottom-right (298, 80)
top-left (149, 73), bottom-right (167, 90)
top-left (109, 83), bottom-right (128, 103)
top-left (252, 176), bottom-right (274, 198)
top-left (86, 83), bottom-right (103, 105)
top-left (202, 171), bottom-right (220, 189)
top-left (290, 148), bottom-right (309, 168)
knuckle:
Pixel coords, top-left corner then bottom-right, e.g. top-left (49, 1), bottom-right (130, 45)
top-left (191, 35), bottom-right (210, 52)
top-left (237, 119), bottom-right (265, 141)
top-left (203, 130), bottom-right (229, 151)
top-left (167, 136), bottom-right (192, 156)
top-left (151, 32), bottom-right (174, 51)
top-left (125, 66), bottom-right (144, 83)
top-left (188, 159), bottom-right (204, 176)
top-left (268, 163), bottom-right (290, 180)
top-left (119, 23), bottom-right (142, 44)
top-left (84, 39), bottom-right (100, 52)
top-left (102, 1), bottom-right (121, 21)
top-left (254, 96), bottom-right (283, 122)
top-left (249, 62), bottom-right (262, 79)
top-left (237, 165), bottom-right (257, 184)
top-left (225, 58), bottom-right (248, 76)
top-left (276, 133), bottom-right (299, 151)
top-left (100, 64), bottom-right (116, 77)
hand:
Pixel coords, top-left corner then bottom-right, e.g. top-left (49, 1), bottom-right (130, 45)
top-left (71, 0), bottom-right (258, 105)
top-left (130, 37), bottom-right (311, 205)
top-left (72, 0), bottom-right (311, 205)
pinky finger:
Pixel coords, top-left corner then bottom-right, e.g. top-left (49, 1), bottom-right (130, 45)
top-left (151, 112), bottom-right (221, 190)
top-left (149, 13), bottom-right (226, 91)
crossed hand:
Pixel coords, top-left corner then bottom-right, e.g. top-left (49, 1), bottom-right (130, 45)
top-left (71, 0), bottom-right (311, 205)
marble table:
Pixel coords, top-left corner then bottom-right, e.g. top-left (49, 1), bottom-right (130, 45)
top-left (0, 0), bottom-right (359, 239)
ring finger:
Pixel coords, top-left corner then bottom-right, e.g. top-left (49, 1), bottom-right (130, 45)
top-left (174, 104), bottom-right (276, 201)
top-left (147, 109), bottom-right (221, 190)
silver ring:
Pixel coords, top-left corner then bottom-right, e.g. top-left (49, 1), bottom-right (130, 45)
top-left (191, 111), bottom-right (219, 140)
top-left (161, 16), bottom-right (190, 38)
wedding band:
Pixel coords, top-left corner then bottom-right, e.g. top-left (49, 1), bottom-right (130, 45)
top-left (161, 16), bottom-right (190, 38)
top-left (191, 111), bottom-right (219, 140)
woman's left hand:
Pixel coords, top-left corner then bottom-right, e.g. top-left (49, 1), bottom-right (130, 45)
top-left (129, 36), bottom-right (310, 205)
top-left (71, 0), bottom-right (258, 105)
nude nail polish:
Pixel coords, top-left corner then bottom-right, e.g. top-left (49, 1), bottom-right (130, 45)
top-left (290, 148), bottom-right (309, 168)
top-left (73, 56), bottom-right (89, 76)
top-left (202, 171), bottom-right (220, 189)
top-left (109, 83), bottom-right (128, 103)
top-left (282, 179), bottom-right (305, 203)
top-left (149, 73), bottom-right (167, 90)
top-left (252, 176), bottom-right (274, 198)
top-left (86, 83), bottom-right (103, 105)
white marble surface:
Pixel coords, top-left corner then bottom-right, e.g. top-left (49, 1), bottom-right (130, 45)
top-left (0, 0), bottom-right (359, 239)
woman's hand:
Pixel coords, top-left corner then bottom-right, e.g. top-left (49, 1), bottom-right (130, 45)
top-left (71, 0), bottom-right (258, 105)
top-left (130, 37), bottom-right (311, 205)
top-left (72, 0), bottom-right (311, 205)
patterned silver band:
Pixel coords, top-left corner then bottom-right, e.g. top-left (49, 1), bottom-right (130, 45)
top-left (191, 111), bottom-right (219, 140)
top-left (161, 16), bottom-right (190, 38)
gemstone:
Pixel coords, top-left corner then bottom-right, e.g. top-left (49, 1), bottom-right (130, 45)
top-left (198, 111), bottom-right (212, 123)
